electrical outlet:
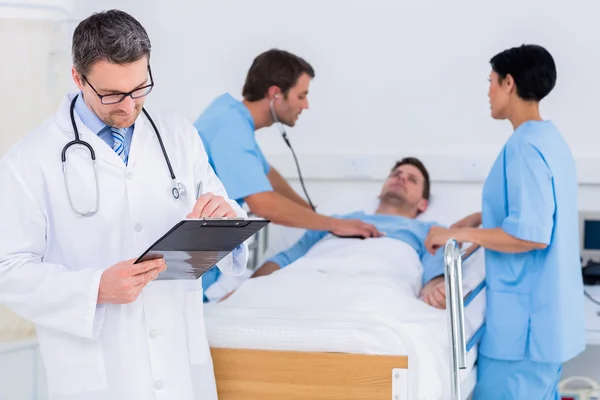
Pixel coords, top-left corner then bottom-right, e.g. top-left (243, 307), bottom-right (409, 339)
top-left (341, 156), bottom-right (372, 178)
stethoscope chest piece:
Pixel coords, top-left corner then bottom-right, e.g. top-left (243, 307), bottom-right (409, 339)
top-left (172, 180), bottom-right (187, 200)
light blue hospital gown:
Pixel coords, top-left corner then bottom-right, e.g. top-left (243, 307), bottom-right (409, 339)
top-left (193, 93), bottom-right (273, 296)
top-left (267, 211), bottom-right (445, 287)
top-left (474, 120), bottom-right (586, 399)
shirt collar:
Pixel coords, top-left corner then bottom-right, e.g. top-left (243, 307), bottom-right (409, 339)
top-left (73, 92), bottom-right (109, 135)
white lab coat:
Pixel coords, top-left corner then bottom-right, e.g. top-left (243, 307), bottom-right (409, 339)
top-left (0, 93), bottom-right (248, 399)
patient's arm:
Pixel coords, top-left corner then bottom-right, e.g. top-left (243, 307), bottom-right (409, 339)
top-left (251, 262), bottom-right (281, 278)
top-left (420, 243), bottom-right (445, 287)
top-left (251, 229), bottom-right (330, 278)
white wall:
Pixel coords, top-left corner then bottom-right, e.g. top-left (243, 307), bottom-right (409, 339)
top-left (73, 0), bottom-right (600, 187)
top-left (69, 0), bottom-right (600, 210)
top-left (0, 2), bottom-right (75, 397)
top-left (0, 0), bottom-right (76, 156)
top-left (0, 0), bottom-right (593, 186)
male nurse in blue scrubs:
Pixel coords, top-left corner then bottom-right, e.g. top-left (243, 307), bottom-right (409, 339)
top-left (193, 49), bottom-right (382, 298)
top-left (425, 44), bottom-right (586, 399)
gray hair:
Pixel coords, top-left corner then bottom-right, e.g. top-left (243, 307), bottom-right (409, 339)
top-left (72, 9), bottom-right (151, 76)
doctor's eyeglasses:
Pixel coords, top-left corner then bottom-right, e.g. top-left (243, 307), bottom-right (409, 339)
top-left (82, 66), bottom-right (154, 105)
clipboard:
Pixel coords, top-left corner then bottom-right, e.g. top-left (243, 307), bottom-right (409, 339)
top-left (134, 217), bottom-right (270, 280)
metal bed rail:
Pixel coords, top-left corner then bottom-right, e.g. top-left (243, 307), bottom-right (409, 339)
top-left (444, 240), bottom-right (486, 400)
top-left (245, 211), bottom-right (270, 270)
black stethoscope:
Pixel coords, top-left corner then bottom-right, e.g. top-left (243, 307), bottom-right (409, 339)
top-left (269, 96), bottom-right (316, 211)
top-left (63, 94), bottom-right (187, 217)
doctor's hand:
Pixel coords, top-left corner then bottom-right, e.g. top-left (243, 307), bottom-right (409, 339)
top-left (187, 193), bottom-right (237, 219)
top-left (420, 276), bottom-right (446, 309)
top-left (97, 258), bottom-right (167, 304)
top-left (331, 219), bottom-right (384, 239)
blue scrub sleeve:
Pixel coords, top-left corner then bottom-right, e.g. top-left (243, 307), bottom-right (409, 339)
top-left (421, 247), bottom-right (445, 286)
top-left (266, 230), bottom-right (329, 268)
top-left (208, 122), bottom-right (273, 202)
top-left (502, 142), bottom-right (555, 245)
top-left (418, 222), bottom-right (445, 285)
top-left (201, 267), bottom-right (221, 301)
top-left (256, 145), bottom-right (272, 176)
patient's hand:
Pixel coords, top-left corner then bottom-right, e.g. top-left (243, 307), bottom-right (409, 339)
top-left (331, 219), bottom-right (384, 239)
top-left (421, 276), bottom-right (446, 309)
top-left (218, 290), bottom-right (235, 302)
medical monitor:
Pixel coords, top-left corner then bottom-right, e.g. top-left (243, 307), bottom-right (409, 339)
top-left (579, 211), bottom-right (600, 266)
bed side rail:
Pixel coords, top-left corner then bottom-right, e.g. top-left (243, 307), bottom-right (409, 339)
top-left (460, 244), bottom-right (486, 353)
top-left (245, 211), bottom-right (270, 270)
top-left (445, 240), bottom-right (486, 400)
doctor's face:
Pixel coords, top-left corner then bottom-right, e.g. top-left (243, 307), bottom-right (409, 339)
top-left (73, 57), bottom-right (150, 129)
top-left (488, 70), bottom-right (512, 120)
top-left (274, 73), bottom-right (311, 127)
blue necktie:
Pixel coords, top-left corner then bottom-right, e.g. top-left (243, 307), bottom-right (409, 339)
top-left (111, 127), bottom-right (128, 164)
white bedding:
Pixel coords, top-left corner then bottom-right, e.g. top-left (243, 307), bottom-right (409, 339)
top-left (204, 234), bottom-right (486, 400)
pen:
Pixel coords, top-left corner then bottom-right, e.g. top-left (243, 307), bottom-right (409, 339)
top-left (196, 182), bottom-right (203, 199)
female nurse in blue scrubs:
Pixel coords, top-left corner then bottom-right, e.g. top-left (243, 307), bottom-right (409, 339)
top-left (425, 44), bottom-right (586, 399)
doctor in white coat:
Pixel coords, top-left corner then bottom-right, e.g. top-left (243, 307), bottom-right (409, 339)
top-left (0, 9), bottom-right (248, 400)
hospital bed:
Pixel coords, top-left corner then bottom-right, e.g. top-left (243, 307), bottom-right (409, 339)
top-left (204, 194), bottom-right (487, 400)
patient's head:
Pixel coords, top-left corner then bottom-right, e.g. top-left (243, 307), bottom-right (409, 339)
top-left (378, 157), bottom-right (430, 218)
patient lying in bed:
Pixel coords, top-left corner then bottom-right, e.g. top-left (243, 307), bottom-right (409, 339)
top-left (219, 157), bottom-right (480, 307)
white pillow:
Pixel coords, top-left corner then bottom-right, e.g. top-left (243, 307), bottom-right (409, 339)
top-left (315, 191), bottom-right (478, 227)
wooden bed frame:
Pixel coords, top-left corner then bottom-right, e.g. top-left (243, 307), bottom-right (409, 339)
top-left (210, 347), bottom-right (408, 400)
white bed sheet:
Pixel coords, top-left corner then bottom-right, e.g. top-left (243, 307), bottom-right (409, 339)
top-left (204, 235), bottom-right (486, 400)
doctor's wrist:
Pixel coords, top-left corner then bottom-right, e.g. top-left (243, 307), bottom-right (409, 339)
top-left (322, 215), bottom-right (340, 231)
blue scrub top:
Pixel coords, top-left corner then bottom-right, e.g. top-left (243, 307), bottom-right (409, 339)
top-left (194, 93), bottom-right (273, 296)
top-left (193, 93), bottom-right (272, 206)
top-left (480, 120), bottom-right (586, 364)
top-left (267, 211), bottom-right (445, 287)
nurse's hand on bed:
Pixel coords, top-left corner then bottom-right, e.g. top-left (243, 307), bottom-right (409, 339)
top-left (420, 276), bottom-right (446, 309)
top-left (331, 219), bottom-right (384, 239)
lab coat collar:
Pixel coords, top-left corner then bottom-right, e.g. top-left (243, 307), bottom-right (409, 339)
top-left (55, 92), bottom-right (150, 170)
